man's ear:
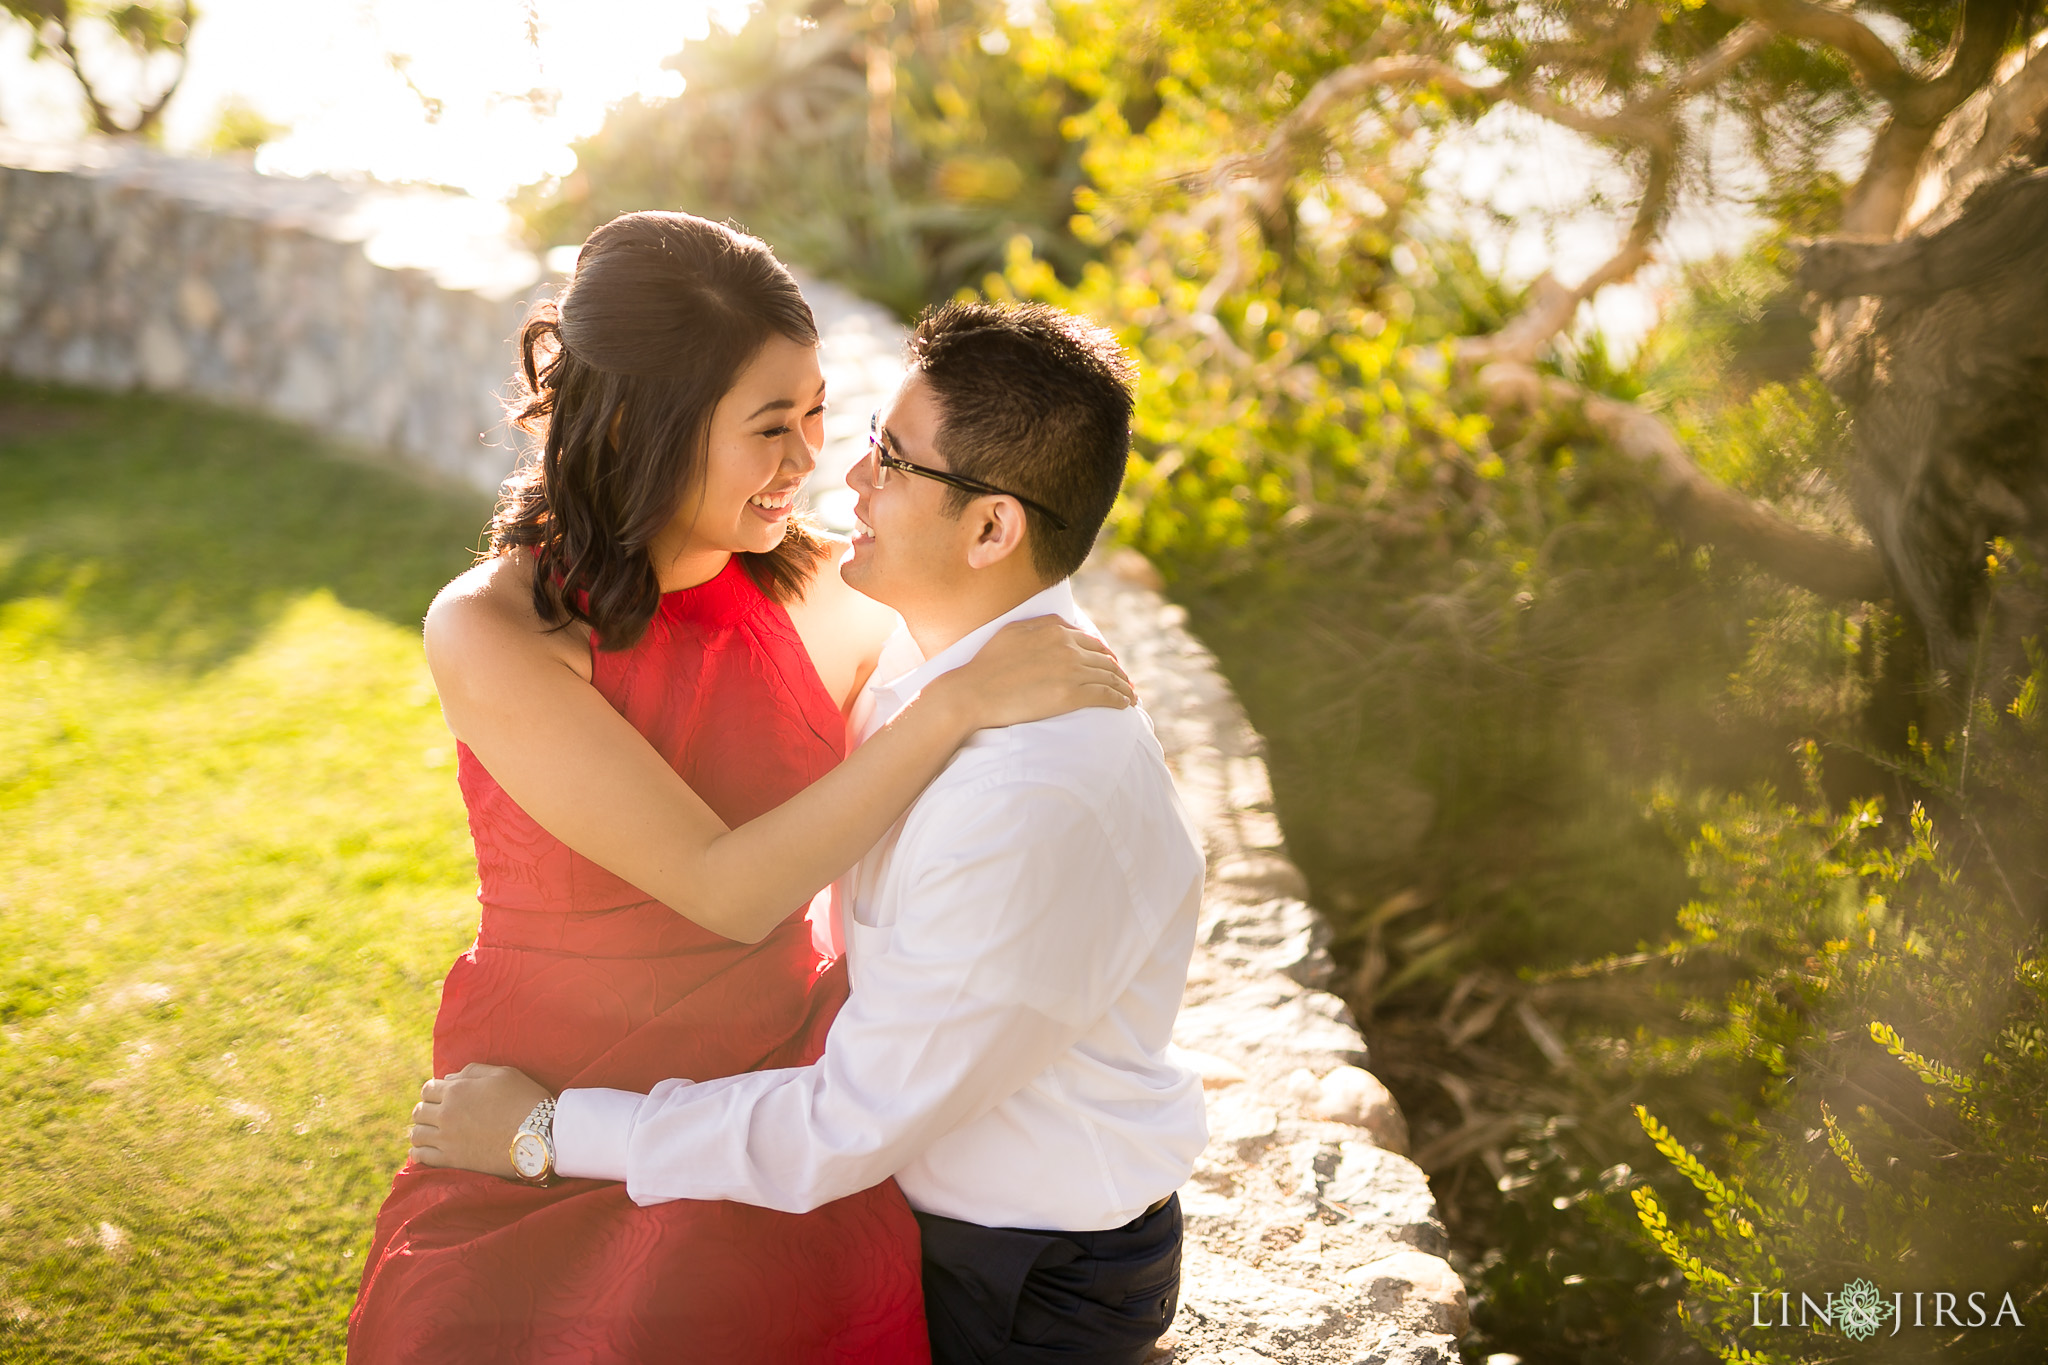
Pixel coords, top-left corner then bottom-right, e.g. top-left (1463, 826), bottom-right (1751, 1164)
top-left (962, 496), bottom-right (1031, 571)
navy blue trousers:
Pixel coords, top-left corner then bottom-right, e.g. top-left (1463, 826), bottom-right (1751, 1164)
top-left (915, 1195), bottom-right (1182, 1365)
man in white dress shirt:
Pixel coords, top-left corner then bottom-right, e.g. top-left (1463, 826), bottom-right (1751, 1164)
top-left (413, 301), bottom-right (1209, 1363)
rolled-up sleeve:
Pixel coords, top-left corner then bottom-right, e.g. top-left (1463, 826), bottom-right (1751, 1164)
top-left (554, 783), bottom-right (1149, 1213)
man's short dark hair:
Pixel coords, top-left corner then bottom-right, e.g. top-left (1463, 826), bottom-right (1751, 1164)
top-left (907, 301), bottom-right (1136, 581)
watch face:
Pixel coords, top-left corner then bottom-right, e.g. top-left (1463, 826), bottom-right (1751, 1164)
top-left (511, 1132), bottom-right (547, 1179)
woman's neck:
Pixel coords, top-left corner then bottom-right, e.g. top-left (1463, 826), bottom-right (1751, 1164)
top-left (651, 542), bottom-right (733, 594)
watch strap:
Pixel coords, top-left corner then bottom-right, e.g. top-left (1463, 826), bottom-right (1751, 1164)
top-left (512, 1096), bottom-right (558, 1184)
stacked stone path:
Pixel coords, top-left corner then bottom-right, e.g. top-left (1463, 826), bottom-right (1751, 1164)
top-left (1074, 553), bottom-right (1465, 1365)
top-left (0, 141), bottom-right (1468, 1363)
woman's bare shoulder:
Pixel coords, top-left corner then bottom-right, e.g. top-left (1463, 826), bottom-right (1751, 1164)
top-left (426, 554), bottom-right (531, 639)
top-left (424, 553), bottom-right (586, 676)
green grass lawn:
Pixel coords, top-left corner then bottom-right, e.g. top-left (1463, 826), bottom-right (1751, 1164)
top-left (0, 381), bottom-right (496, 1361)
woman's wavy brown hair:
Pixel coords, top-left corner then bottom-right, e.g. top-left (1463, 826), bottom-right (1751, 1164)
top-left (491, 211), bottom-right (828, 650)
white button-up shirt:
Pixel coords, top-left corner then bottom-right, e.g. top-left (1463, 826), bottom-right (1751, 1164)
top-left (552, 579), bottom-right (1209, 1231)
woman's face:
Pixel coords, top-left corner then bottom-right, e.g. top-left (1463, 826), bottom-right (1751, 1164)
top-left (668, 333), bottom-right (825, 559)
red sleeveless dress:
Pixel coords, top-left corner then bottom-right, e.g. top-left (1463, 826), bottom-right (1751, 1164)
top-left (349, 557), bottom-right (929, 1363)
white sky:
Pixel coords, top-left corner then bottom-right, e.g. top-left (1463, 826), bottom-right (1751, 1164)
top-left (0, 0), bottom-right (745, 200)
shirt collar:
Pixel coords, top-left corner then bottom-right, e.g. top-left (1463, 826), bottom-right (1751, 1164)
top-left (865, 579), bottom-right (1084, 730)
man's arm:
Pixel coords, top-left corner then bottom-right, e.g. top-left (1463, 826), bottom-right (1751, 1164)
top-left (553, 778), bottom-right (1174, 1212)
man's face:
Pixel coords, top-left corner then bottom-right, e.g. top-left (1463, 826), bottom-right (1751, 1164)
top-left (841, 374), bottom-right (983, 611)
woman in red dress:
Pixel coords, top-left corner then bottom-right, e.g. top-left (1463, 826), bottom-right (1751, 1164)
top-left (347, 213), bottom-right (1130, 1362)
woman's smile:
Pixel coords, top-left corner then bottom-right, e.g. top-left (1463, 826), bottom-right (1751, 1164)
top-left (746, 485), bottom-right (800, 520)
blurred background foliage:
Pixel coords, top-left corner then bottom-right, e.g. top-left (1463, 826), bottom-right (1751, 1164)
top-left (1, 0), bottom-right (2031, 1356)
top-left (0, 0), bottom-right (195, 138)
top-left (513, 0), bottom-right (1097, 316)
top-left (543, 0), bottom-right (2047, 1354)
top-left (990, 7), bottom-right (2048, 1356)
top-left (518, 0), bottom-right (2048, 1359)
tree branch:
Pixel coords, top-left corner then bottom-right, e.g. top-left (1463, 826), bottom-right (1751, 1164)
top-left (1478, 363), bottom-right (1892, 602)
top-left (1215, 23), bottom-right (1769, 205)
top-left (39, 1), bottom-right (195, 137)
top-left (1892, 0), bottom-right (2022, 128)
top-left (126, 0), bottom-right (193, 138)
top-left (1522, 3), bottom-right (1663, 75)
top-left (1922, 33), bottom-right (2048, 221)
top-left (1230, 53), bottom-right (1675, 190)
top-left (1848, 0), bottom-right (2024, 234)
top-left (1224, 23), bottom-right (1770, 363)
top-left (1974, 34), bottom-right (2048, 162)
top-left (1707, 0), bottom-right (1915, 102)
top-left (1459, 146), bottom-right (1675, 366)
top-left (1675, 19), bottom-right (1779, 98)
top-left (1186, 17), bottom-right (1894, 605)
top-left (1798, 165), bottom-right (2048, 302)
top-left (1714, 0), bottom-right (2023, 237)
top-left (50, 22), bottom-right (119, 136)
top-left (1463, 23), bottom-right (1773, 361)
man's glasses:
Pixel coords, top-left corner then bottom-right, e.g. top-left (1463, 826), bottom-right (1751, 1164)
top-left (866, 412), bottom-right (1070, 531)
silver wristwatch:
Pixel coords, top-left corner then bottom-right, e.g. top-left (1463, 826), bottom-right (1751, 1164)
top-left (509, 1096), bottom-right (557, 1184)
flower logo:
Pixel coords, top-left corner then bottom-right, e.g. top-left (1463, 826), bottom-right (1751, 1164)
top-left (1837, 1279), bottom-right (1895, 1341)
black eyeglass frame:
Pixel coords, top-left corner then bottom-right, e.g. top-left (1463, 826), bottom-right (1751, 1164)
top-left (866, 412), bottom-right (1071, 532)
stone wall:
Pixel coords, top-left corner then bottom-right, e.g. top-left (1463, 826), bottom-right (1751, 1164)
top-left (0, 142), bottom-right (1467, 1362)
top-left (0, 137), bottom-right (540, 492)
top-left (0, 137), bottom-right (925, 507)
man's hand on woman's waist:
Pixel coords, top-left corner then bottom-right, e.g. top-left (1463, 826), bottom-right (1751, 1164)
top-left (410, 1062), bottom-right (553, 1179)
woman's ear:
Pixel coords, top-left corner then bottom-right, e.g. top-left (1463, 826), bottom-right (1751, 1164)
top-left (962, 496), bottom-right (1032, 571)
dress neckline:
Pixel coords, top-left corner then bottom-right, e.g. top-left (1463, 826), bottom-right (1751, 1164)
top-left (659, 555), bottom-right (758, 627)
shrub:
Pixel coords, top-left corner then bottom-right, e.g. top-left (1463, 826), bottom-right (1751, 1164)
top-left (1622, 719), bottom-right (2048, 1360)
top-left (513, 0), bottom-right (1096, 316)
